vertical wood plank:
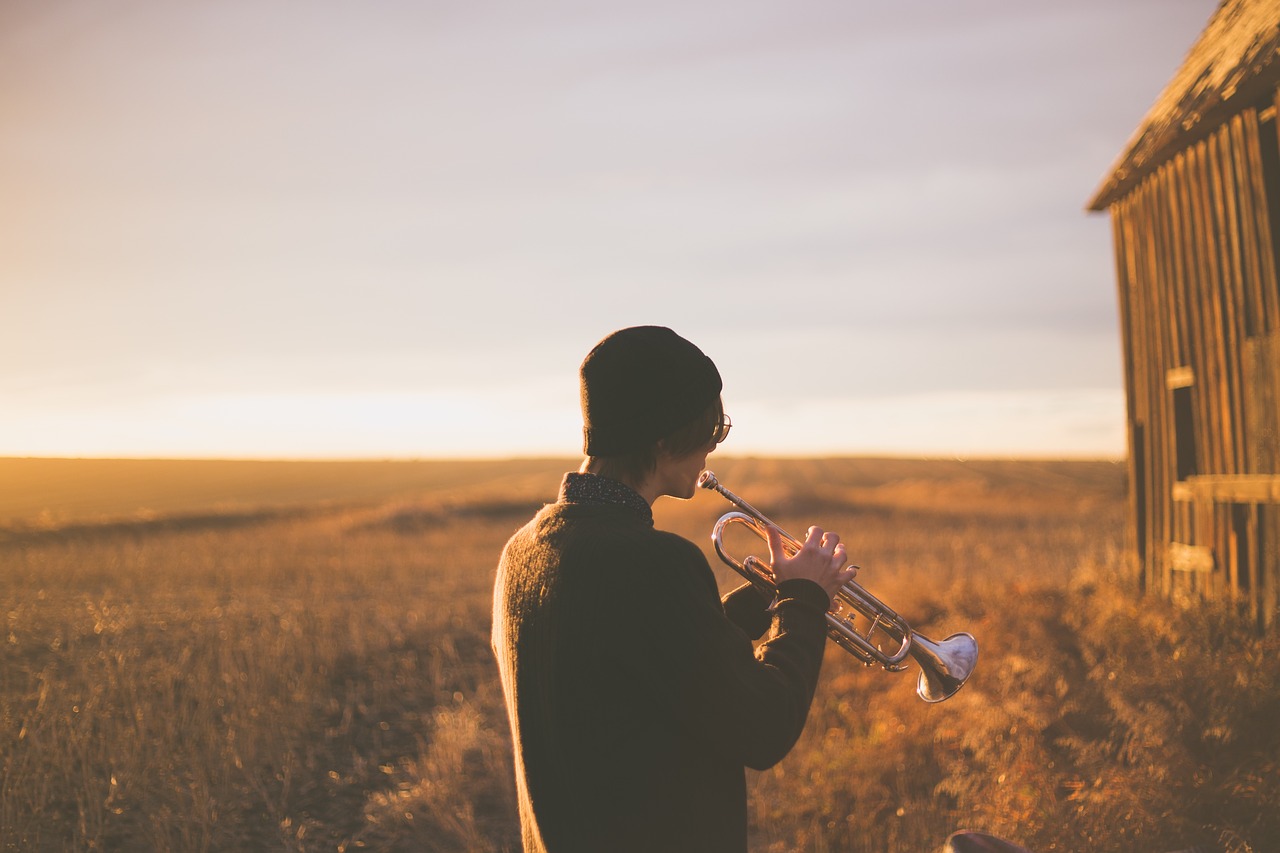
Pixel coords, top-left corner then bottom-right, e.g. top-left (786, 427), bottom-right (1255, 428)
top-left (1186, 143), bottom-right (1218, 481)
top-left (1237, 111), bottom-right (1271, 339)
top-left (1205, 131), bottom-right (1234, 478)
top-left (1225, 115), bottom-right (1252, 475)
top-left (1113, 206), bottom-right (1149, 588)
top-left (1185, 144), bottom-right (1215, 600)
top-left (1143, 175), bottom-right (1176, 593)
top-left (1261, 504), bottom-right (1278, 633)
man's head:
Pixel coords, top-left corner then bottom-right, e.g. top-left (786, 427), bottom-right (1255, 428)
top-left (579, 326), bottom-right (726, 485)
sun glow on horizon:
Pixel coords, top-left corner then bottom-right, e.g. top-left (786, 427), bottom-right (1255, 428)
top-left (0, 387), bottom-right (1126, 461)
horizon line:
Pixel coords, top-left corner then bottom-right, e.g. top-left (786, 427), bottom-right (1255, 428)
top-left (0, 450), bottom-right (1128, 463)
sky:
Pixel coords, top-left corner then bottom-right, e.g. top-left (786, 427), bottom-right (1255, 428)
top-left (1, 0), bottom-right (1222, 460)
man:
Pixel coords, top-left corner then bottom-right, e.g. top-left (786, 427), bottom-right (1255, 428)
top-left (492, 326), bottom-right (855, 853)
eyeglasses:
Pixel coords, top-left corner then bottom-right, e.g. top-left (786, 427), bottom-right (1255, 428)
top-left (712, 414), bottom-right (732, 444)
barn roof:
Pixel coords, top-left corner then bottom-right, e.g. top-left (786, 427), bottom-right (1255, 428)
top-left (1088, 0), bottom-right (1280, 211)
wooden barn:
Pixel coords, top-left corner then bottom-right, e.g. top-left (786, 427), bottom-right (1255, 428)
top-left (1089, 0), bottom-right (1280, 631)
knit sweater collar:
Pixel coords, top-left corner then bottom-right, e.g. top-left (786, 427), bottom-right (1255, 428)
top-left (559, 472), bottom-right (654, 527)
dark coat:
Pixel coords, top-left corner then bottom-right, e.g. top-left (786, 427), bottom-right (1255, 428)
top-left (492, 474), bottom-right (829, 853)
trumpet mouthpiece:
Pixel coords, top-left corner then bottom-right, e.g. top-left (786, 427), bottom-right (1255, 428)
top-left (697, 470), bottom-right (719, 490)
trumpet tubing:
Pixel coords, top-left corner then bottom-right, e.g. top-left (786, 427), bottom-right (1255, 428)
top-left (697, 470), bottom-right (977, 703)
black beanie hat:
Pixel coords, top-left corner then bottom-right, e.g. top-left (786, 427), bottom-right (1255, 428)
top-left (580, 326), bottom-right (723, 456)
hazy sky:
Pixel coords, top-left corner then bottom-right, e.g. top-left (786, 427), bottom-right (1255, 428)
top-left (2, 0), bottom-right (1220, 459)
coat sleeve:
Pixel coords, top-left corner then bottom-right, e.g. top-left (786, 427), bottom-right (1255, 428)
top-left (635, 534), bottom-right (830, 771)
top-left (721, 583), bottom-right (772, 641)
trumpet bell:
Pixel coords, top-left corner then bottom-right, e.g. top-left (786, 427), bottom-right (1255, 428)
top-left (911, 632), bottom-right (979, 703)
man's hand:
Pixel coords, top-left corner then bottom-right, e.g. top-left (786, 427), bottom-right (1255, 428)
top-left (766, 525), bottom-right (858, 607)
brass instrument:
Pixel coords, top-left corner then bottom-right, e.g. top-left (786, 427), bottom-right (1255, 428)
top-left (698, 471), bottom-right (977, 703)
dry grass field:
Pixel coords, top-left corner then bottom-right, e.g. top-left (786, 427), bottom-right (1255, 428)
top-left (1, 456), bottom-right (1277, 852)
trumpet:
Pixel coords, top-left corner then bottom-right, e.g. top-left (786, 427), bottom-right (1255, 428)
top-left (698, 471), bottom-right (977, 703)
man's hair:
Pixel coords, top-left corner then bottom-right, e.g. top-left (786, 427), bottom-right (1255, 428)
top-left (587, 396), bottom-right (724, 485)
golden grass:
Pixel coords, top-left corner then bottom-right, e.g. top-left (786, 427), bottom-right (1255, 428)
top-left (0, 457), bottom-right (574, 531)
top-left (1, 457), bottom-right (1276, 852)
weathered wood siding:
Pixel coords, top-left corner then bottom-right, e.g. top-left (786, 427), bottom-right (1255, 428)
top-left (1109, 102), bottom-right (1280, 631)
